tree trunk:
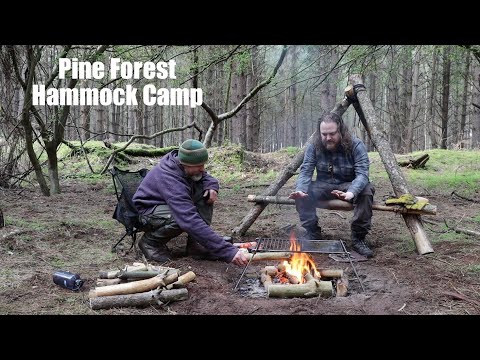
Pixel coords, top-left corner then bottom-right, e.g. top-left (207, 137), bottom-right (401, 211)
top-left (427, 46), bottom-right (439, 148)
top-left (406, 46), bottom-right (420, 153)
top-left (441, 46), bottom-right (451, 149)
top-left (460, 53), bottom-right (471, 141)
top-left (349, 74), bottom-right (433, 255)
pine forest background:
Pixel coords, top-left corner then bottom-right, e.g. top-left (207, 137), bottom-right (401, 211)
top-left (1, 45), bottom-right (480, 195)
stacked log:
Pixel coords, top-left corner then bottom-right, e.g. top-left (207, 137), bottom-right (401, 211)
top-left (259, 264), bottom-right (346, 298)
top-left (89, 262), bottom-right (195, 310)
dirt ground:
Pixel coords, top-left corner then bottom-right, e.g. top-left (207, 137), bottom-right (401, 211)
top-left (1, 157), bottom-right (480, 316)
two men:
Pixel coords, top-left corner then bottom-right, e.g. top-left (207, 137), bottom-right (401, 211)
top-left (289, 113), bottom-right (375, 258)
top-left (133, 139), bottom-right (249, 266)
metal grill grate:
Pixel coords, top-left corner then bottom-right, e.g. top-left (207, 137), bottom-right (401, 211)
top-left (252, 238), bottom-right (346, 254)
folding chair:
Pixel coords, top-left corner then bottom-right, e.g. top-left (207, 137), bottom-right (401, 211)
top-left (109, 166), bottom-right (149, 255)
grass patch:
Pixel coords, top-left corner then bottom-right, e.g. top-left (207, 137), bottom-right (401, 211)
top-left (368, 149), bottom-right (480, 193)
top-left (8, 218), bottom-right (47, 232)
top-left (465, 264), bottom-right (480, 274)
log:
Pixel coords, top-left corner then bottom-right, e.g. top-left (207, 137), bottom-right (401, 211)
top-left (247, 195), bottom-right (437, 216)
top-left (268, 273), bottom-right (333, 298)
top-left (260, 272), bottom-right (273, 289)
top-left (246, 252), bottom-right (292, 261)
top-left (98, 264), bottom-right (176, 279)
top-left (349, 74), bottom-right (433, 255)
top-left (96, 278), bottom-right (125, 287)
top-left (336, 276), bottom-right (349, 297)
top-left (319, 269), bottom-right (343, 279)
top-left (264, 266), bottom-right (279, 276)
top-left (398, 154), bottom-right (429, 168)
top-left (166, 271), bottom-right (196, 289)
top-left (232, 92), bottom-right (353, 236)
top-left (89, 270), bottom-right (179, 298)
top-left (89, 288), bottom-right (188, 310)
top-left (117, 270), bottom-right (161, 280)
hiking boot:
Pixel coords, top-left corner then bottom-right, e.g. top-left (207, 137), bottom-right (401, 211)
top-left (352, 235), bottom-right (373, 258)
top-left (186, 236), bottom-right (232, 260)
top-left (137, 236), bottom-right (172, 263)
top-left (304, 226), bottom-right (322, 240)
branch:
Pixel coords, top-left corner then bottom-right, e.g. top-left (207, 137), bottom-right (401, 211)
top-left (99, 122), bottom-right (201, 174)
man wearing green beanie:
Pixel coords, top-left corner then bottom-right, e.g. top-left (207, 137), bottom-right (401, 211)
top-left (133, 139), bottom-right (249, 266)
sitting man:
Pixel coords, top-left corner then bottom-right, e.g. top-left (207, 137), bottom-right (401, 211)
top-left (133, 139), bottom-right (249, 266)
top-left (289, 112), bottom-right (375, 258)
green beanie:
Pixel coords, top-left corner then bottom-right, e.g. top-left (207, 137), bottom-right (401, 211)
top-left (178, 139), bottom-right (208, 166)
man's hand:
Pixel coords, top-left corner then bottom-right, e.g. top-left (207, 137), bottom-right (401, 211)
top-left (331, 190), bottom-right (354, 201)
top-left (231, 250), bottom-right (249, 266)
top-left (289, 191), bottom-right (308, 199)
top-left (203, 189), bottom-right (218, 205)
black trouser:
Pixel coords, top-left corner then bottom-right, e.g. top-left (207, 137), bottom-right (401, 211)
top-left (295, 181), bottom-right (374, 237)
top-left (139, 181), bottom-right (212, 246)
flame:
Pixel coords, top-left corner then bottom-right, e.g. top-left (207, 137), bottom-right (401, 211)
top-left (282, 230), bottom-right (320, 283)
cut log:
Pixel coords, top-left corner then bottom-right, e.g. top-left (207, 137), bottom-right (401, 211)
top-left (117, 270), bottom-right (161, 280)
top-left (319, 269), bottom-right (343, 279)
top-left (96, 278), bottom-right (125, 287)
top-left (89, 270), bottom-right (179, 298)
top-left (166, 271), bottom-right (196, 289)
top-left (247, 195), bottom-right (437, 216)
top-left (336, 276), bottom-right (349, 297)
top-left (98, 264), bottom-right (176, 279)
top-left (89, 288), bottom-right (188, 310)
top-left (264, 266), bottom-right (279, 276)
top-left (260, 272), bottom-right (273, 289)
top-left (268, 273), bottom-right (333, 298)
top-left (349, 74), bottom-right (433, 255)
top-left (246, 252), bottom-right (292, 262)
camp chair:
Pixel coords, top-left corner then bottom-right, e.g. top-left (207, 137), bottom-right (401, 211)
top-left (109, 166), bottom-right (149, 255)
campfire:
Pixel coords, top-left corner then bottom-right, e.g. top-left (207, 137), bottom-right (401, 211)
top-left (257, 231), bottom-right (348, 298)
top-left (278, 231), bottom-right (320, 284)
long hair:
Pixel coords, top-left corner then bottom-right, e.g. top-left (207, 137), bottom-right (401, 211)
top-left (314, 112), bottom-right (353, 154)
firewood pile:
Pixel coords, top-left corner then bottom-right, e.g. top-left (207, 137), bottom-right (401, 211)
top-left (89, 262), bottom-right (195, 310)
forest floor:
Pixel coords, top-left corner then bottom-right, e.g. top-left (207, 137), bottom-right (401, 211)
top-left (1, 149), bottom-right (480, 316)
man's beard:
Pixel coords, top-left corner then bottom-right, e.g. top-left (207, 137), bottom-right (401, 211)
top-left (189, 173), bottom-right (203, 182)
top-left (322, 140), bottom-right (338, 151)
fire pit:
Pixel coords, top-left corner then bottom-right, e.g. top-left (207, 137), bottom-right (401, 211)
top-left (234, 231), bottom-right (364, 297)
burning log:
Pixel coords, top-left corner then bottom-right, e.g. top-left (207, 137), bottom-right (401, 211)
top-left (246, 252), bottom-right (292, 262)
top-left (264, 266), bottom-right (279, 276)
top-left (89, 288), bottom-right (188, 310)
top-left (89, 270), bottom-right (179, 298)
top-left (285, 273), bottom-right (300, 284)
top-left (267, 273), bottom-right (333, 298)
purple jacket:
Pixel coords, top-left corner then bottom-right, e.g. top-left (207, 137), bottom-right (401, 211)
top-left (133, 150), bottom-right (238, 262)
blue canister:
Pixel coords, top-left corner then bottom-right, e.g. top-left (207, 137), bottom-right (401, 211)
top-left (53, 270), bottom-right (84, 291)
